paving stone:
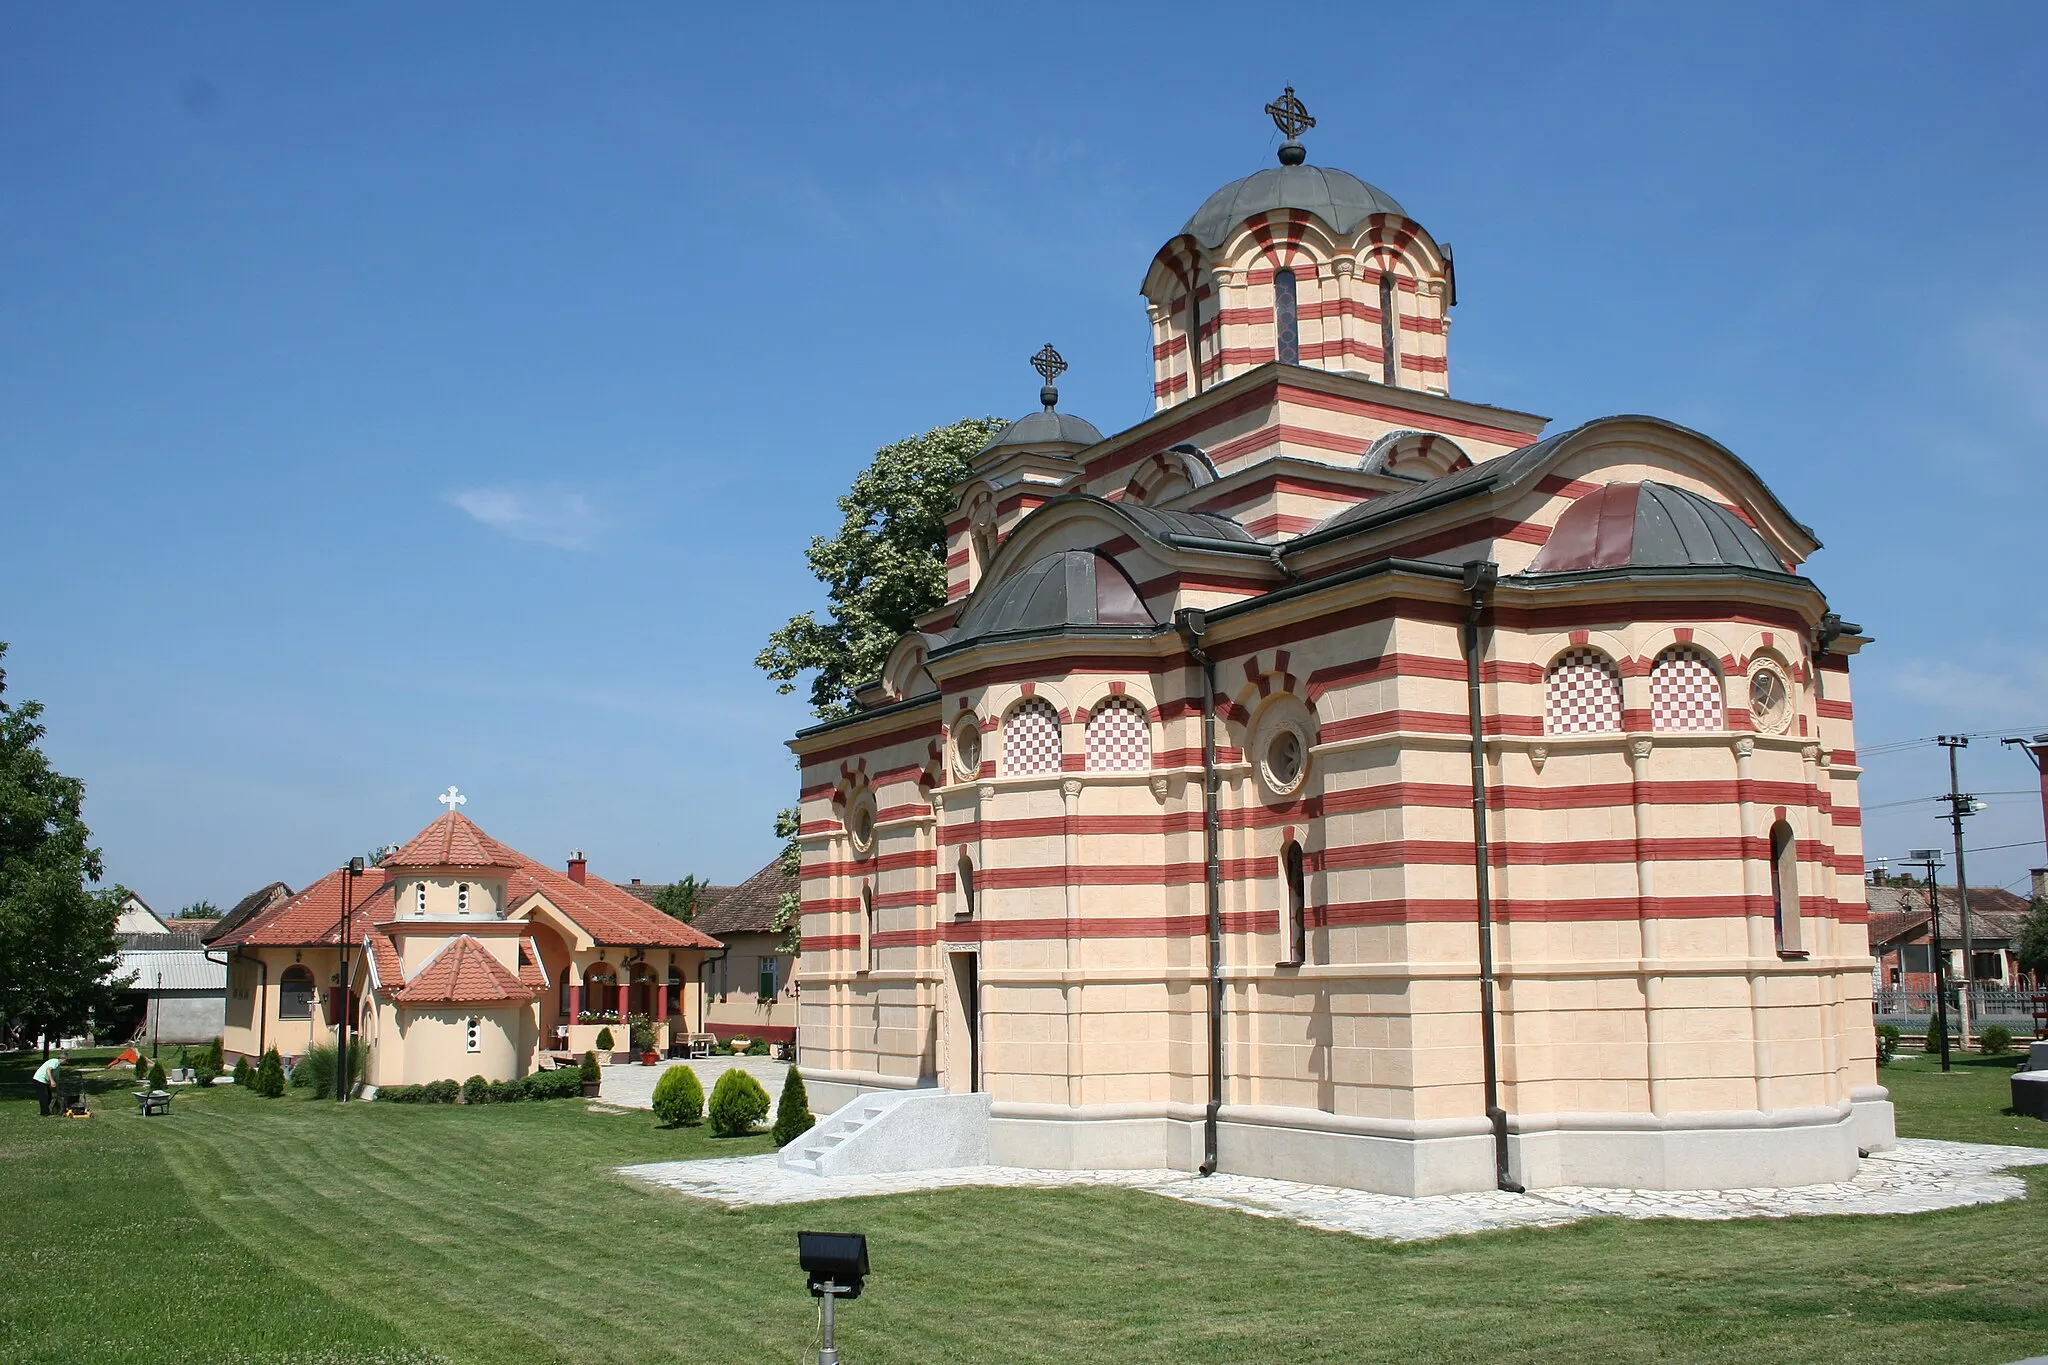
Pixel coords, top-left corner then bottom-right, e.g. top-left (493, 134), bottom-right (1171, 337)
top-left (618, 1138), bottom-right (2048, 1243)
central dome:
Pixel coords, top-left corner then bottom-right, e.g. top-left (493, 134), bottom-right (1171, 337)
top-left (1182, 164), bottom-right (1407, 249)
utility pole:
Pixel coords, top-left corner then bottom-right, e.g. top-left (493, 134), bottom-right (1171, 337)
top-left (334, 856), bottom-right (364, 1103)
top-left (1911, 848), bottom-right (1952, 1072)
top-left (1936, 736), bottom-right (1980, 1050)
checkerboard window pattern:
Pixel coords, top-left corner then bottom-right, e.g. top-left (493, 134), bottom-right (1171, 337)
top-left (1544, 648), bottom-right (1623, 734)
top-left (1003, 697), bottom-right (1063, 774)
top-left (1086, 697), bottom-right (1151, 771)
top-left (1651, 647), bottom-right (1723, 731)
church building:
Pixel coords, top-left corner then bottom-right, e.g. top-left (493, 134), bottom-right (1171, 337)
top-left (788, 91), bottom-right (1891, 1195)
top-left (209, 796), bottom-right (721, 1085)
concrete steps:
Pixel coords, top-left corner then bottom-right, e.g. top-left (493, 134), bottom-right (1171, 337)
top-left (778, 1089), bottom-right (991, 1177)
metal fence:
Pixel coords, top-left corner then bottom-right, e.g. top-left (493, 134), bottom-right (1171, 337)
top-left (1873, 986), bottom-right (2045, 1034)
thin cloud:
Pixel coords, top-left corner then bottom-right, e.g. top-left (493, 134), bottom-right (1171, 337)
top-left (446, 487), bottom-right (602, 551)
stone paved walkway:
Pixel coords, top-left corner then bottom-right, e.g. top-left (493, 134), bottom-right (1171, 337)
top-left (619, 1138), bottom-right (2048, 1243)
top-left (597, 1056), bottom-right (789, 1110)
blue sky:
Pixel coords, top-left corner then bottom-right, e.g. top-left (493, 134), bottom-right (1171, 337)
top-left (4, 5), bottom-right (2046, 910)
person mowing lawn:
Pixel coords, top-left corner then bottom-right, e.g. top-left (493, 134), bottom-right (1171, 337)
top-left (32, 1053), bottom-right (65, 1117)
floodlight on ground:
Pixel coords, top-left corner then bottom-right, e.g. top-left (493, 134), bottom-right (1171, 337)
top-left (798, 1231), bottom-right (869, 1364)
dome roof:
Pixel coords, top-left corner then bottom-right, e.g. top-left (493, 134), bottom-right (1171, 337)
top-left (979, 408), bottom-right (1103, 455)
top-left (951, 551), bottom-right (1155, 646)
top-left (1527, 481), bottom-right (1785, 575)
top-left (1183, 164), bottom-right (1407, 249)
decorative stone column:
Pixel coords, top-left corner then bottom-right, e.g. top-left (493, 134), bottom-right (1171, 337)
top-left (1062, 775), bottom-right (1084, 1106)
top-left (1631, 736), bottom-right (1667, 1116)
top-left (1735, 736), bottom-right (1772, 1112)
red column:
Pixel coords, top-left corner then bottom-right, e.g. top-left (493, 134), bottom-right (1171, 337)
top-left (654, 968), bottom-right (668, 1025)
top-left (568, 981), bottom-right (581, 1024)
top-left (618, 976), bottom-right (629, 1047)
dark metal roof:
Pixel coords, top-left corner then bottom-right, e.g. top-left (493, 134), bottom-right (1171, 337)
top-left (1528, 481), bottom-right (1786, 574)
top-left (951, 550), bottom-right (1156, 647)
top-left (979, 409), bottom-right (1103, 454)
top-left (1183, 164), bottom-right (1407, 249)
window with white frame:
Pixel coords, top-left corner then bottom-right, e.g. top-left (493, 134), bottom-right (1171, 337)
top-left (758, 956), bottom-right (780, 1000)
top-left (414, 882), bottom-right (428, 915)
top-left (457, 882), bottom-right (470, 915)
top-left (464, 1017), bottom-right (481, 1053)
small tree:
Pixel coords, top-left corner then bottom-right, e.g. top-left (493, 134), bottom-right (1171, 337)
top-left (772, 1066), bottom-right (815, 1147)
top-left (707, 1067), bottom-right (770, 1137)
top-left (595, 1026), bottom-right (615, 1053)
top-left (1979, 1025), bottom-right (2013, 1056)
top-left (630, 1014), bottom-right (656, 1054)
top-left (2015, 896), bottom-right (2048, 985)
top-left (652, 1065), bottom-right (704, 1127)
top-left (147, 1059), bottom-right (167, 1090)
top-left (580, 1050), bottom-right (601, 1085)
top-left (204, 1037), bottom-right (224, 1075)
top-left (232, 1055), bottom-right (252, 1087)
top-left (176, 901), bottom-right (221, 919)
top-left (772, 808), bottom-right (802, 955)
top-left (652, 876), bottom-right (704, 924)
top-left (1875, 1025), bottom-right (1900, 1067)
top-left (1923, 1012), bottom-right (1947, 1055)
top-left (255, 1047), bottom-right (285, 1098)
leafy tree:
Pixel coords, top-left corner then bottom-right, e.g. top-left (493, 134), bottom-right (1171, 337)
top-left (772, 1065), bottom-right (815, 1146)
top-left (756, 417), bottom-right (1005, 719)
top-left (175, 901), bottom-right (220, 919)
top-left (652, 875), bottom-right (703, 924)
top-left (2015, 896), bottom-right (2048, 984)
top-left (772, 807), bottom-right (801, 955)
top-left (0, 643), bottom-right (127, 1048)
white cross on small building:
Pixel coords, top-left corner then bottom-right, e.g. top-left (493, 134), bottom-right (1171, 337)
top-left (438, 785), bottom-right (466, 813)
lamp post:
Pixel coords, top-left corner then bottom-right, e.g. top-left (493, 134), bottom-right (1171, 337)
top-left (1909, 848), bottom-right (1951, 1073)
top-left (335, 856), bottom-right (365, 1103)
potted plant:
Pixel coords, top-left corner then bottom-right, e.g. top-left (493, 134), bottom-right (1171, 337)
top-left (631, 1014), bottom-right (659, 1065)
top-left (727, 1036), bottom-right (751, 1055)
top-left (579, 1050), bottom-right (602, 1098)
top-left (595, 1026), bottom-right (615, 1059)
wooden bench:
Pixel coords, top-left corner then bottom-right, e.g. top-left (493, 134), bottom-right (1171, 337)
top-left (135, 1090), bottom-right (173, 1117)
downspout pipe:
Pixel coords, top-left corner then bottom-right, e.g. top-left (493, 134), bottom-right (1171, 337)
top-left (1175, 607), bottom-right (1225, 1177)
top-left (1462, 560), bottom-right (1523, 1194)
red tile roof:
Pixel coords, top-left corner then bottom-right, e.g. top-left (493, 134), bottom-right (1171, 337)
top-left (209, 813), bottom-right (721, 955)
top-left (365, 929), bottom-right (404, 991)
top-left (515, 937), bottom-right (550, 991)
top-left (392, 935), bottom-right (537, 1004)
top-left (386, 812), bottom-right (524, 870)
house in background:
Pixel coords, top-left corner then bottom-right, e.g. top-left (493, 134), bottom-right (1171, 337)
top-left (626, 858), bottom-right (799, 1045)
top-left (1867, 880), bottom-right (2038, 990)
top-left (112, 894), bottom-right (236, 1046)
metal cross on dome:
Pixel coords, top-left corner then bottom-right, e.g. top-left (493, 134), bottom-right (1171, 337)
top-left (438, 785), bottom-right (466, 813)
top-left (1265, 85), bottom-right (1315, 141)
top-left (1031, 343), bottom-right (1067, 385)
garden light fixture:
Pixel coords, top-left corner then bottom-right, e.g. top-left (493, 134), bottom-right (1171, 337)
top-left (797, 1231), bottom-right (869, 1364)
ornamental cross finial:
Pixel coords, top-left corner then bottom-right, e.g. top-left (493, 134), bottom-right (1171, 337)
top-left (1265, 85), bottom-right (1315, 141)
top-left (1031, 343), bottom-right (1067, 411)
top-left (438, 785), bottom-right (466, 814)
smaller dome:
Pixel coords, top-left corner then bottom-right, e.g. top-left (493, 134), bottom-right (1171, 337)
top-left (1183, 164), bottom-right (1407, 249)
top-left (979, 408), bottom-right (1103, 455)
top-left (951, 551), bottom-right (1155, 646)
top-left (1528, 482), bottom-right (1784, 575)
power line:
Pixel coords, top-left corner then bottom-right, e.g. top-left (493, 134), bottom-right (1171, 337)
top-left (1860, 725), bottom-right (2048, 758)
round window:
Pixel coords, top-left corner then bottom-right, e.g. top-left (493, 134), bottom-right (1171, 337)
top-left (954, 723), bottom-right (982, 779)
top-left (1748, 666), bottom-right (1791, 735)
top-left (848, 800), bottom-right (876, 854)
top-left (1263, 727), bottom-right (1306, 795)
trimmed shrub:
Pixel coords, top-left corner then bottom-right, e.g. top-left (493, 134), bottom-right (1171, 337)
top-left (485, 1079), bottom-right (524, 1104)
top-left (580, 1050), bottom-right (601, 1084)
top-left (707, 1067), bottom-right (770, 1137)
top-left (772, 1066), bottom-right (815, 1147)
top-left (523, 1068), bottom-right (583, 1101)
top-left (1979, 1024), bottom-right (2013, 1055)
top-left (652, 1065), bottom-right (704, 1128)
top-left (1875, 1024), bottom-right (1900, 1067)
top-left (232, 1056), bottom-right (252, 1087)
top-left (205, 1037), bottom-right (224, 1075)
top-left (461, 1075), bottom-right (490, 1106)
top-left (595, 1027), bottom-right (615, 1053)
top-left (423, 1079), bottom-right (460, 1104)
top-left (255, 1048), bottom-right (285, 1098)
top-left (147, 1059), bottom-right (167, 1091)
top-left (1924, 1012), bottom-right (1947, 1054)
top-left (378, 1085), bottom-right (423, 1104)
top-left (747, 1039), bottom-right (771, 1057)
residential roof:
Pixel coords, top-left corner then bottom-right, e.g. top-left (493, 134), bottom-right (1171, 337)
top-left (386, 811), bottom-right (524, 870)
top-left (1864, 884), bottom-right (2034, 943)
top-left (113, 948), bottom-right (225, 991)
top-left (510, 860), bottom-right (720, 949)
top-left (204, 881), bottom-right (295, 946)
top-left (391, 935), bottom-right (536, 1005)
top-left (690, 858), bottom-right (797, 938)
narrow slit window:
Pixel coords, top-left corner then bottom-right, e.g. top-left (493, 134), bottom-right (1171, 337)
top-left (1379, 270), bottom-right (1399, 385)
top-left (958, 853), bottom-right (976, 918)
top-left (1284, 842), bottom-right (1308, 966)
top-left (1274, 269), bottom-right (1299, 365)
top-left (861, 884), bottom-right (876, 973)
top-left (1771, 820), bottom-right (1803, 955)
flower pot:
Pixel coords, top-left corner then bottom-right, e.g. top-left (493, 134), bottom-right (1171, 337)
top-left (640, 1051), bottom-right (660, 1066)
top-left (580, 1080), bottom-right (601, 1098)
top-left (728, 1038), bottom-right (751, 1054)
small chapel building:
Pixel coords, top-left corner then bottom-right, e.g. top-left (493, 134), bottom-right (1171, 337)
top-left (209, 802), bottom-right (721, 1084)
top-left (789, 92), bottom-right (1892, 1195)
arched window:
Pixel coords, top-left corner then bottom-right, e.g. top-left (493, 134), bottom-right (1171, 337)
top-left (1274, 269), bottom-right (1300, 365)
top-left (1085, 696), bottom-right (1151, 771)
top-left (860, 884), bottom-right (876, 973)
top-left (414, 882), bottom-right (427, 915)
top-left (279, 966), bottom-right (314, 1020)
top-left (957, 853), bottom-right (976, 919)
top-left (1283, 841), bottom-right (1308, 967)
top-left (1770, 820), bottom-right (1803, 954)
top-left (465, 1017), bottom-right (482, 1053)
top-left (1002, 697), bottom-right (1063, 775)
top-left (1650, 646), bottom-right (1724, 731)
top-left (1545, 648), bottom-right (1623, 735)
top-left (1379, 269), bottom-right (1399, 385)
top-left (456, 882), bottom-right (470, 915)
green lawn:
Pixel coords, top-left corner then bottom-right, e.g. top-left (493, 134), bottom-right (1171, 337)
top-left (3, 1050), bottom-right (2045, 1365)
